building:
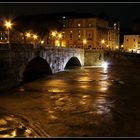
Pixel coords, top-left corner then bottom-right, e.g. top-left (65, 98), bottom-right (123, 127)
top-left (123, 35), bottom-right (140, 53)
top-left (0, 27), bottom-right (8, 44)
top-left (60, 14), bottom-right (120, 50)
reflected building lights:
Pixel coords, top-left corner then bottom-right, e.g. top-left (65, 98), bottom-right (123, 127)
top-left (80, 85), bottom-right (90, 89)
top-left (95, 97), bottom-right (110, 115)
top-left (48, 88), bottom-right (65, 93)
top-left (77, 76), bottom-right (92, 82)
top-left (47, 109), bottom-right (57, 120)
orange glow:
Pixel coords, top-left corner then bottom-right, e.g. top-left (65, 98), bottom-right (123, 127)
top-left (4, 20), bottom-right (13, 29)
top-left (25, 32), bottom-right (31, 38)
top-left (83, 39), bottom-right (87, 44)
top-left (33, 34), bottom-right (38, 40)
top-left (101, 39), bottom-right (105, 44)
top-left (51, 31), bottom-right (57, 37)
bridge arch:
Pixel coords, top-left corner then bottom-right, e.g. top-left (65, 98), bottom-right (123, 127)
top-left (23, 56), bottom-right (52, 82)
top-left (64, 57), bottom-right (81, 69)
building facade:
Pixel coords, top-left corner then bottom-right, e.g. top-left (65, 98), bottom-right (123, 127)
top-left (123, 35), bottom-right (140, 53)
top-left (60, 16), bottom-right (120, 50)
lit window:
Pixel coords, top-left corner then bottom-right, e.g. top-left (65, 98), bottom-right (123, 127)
top-left (63, 24), bottom-right (65, 27)
top-left (78, 35), bottom-right (81, 39)
top-left (1, 37), bottom-right (2, 40)
top-left (88, 23), bottom-right (92, 27)
top-left (78, 23), bottom-right (81, 27)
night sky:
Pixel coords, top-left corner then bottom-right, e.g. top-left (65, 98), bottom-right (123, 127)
top-left (0, 2), bottom-right (140, 28)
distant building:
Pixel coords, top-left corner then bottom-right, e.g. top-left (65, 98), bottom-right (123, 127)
top-left (0, 27), bottom-right (8, 44)
top-left (123, 35), bottom-right (140, 53)
top-left (60, 14), bottom-right (120, 49)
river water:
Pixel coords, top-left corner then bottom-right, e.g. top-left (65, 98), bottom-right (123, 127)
top-left (0, 62), bottom-right (140, 137)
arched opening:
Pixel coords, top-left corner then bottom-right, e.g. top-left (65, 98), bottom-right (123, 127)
top-left (65, 57), bottom-right (81, 69)
top-left (23, 57), bottom-right (52, 82)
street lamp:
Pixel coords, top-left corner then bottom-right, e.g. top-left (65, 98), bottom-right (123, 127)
top-left (25, 32), bottom-right (31, 44)
top-left (40, 40), bottom-right (44, 45)
top-left (33, 34), bottom-right (38, 47)
top-left (25, 32), bottom-right (31, 38)
top-left (4, 20), bottom-right (13, 45)
top-left (51, 31), bottom-right (57, 46)
top-left (101, 39), bottom-right (105, 49)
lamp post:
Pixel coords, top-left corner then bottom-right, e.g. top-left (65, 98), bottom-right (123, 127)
top-left (33, 34), bottom-right (38, 47)
top-left (51, 31), bottom-right (57, 46)
top-left (58, 33), bottom-right (62, 47)
top-left (4, 20), bottom-right (13, 47)
top-left (25, 32), bottom-right (31, 44)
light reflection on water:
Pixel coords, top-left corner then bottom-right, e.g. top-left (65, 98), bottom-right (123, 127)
top-left (1, 65), bottom-right (140, 137)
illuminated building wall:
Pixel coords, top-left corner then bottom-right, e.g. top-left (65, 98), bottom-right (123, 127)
top-left (61, 17), bottom-right (119, 49)
top-left (124, 35), bottom-right (140, 52)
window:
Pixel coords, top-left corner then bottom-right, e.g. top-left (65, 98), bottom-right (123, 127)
top-left (62, 32), bottom-right (65, 38)
top-left (134, 39), bottom-right (135, 41)
top-left (78, 30), bottom-right (81, 40)
top-left (78, 35), bottom-right (81, 39)
top-left (78, 23), bottom-right (81, 27)
top-left (88, 23), bottom-right (92, 27)
top-left (88, 33), bottom-right (92, 40)
top-left (127, 39), bottom-right (128, 41)
top-left (70, 31), bottom-right (73, 39)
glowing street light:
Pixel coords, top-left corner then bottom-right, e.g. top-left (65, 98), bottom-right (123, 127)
top-left (25, 32), bottom-right (31, 38)
top-left (83, 39), bottom-right (87, 44)
top-left (83, 39), bottom-right (87, 48)
top-left (33, 34), bottom-right (38, 40)
top-left (4, 20), bottom-right (13, 44)
top-left (51, 31), bottom-right (57, 37)
top-left (40, 40), bottom-right (44, 44)
top-left (32, 34), bottom-right (38, 47)
top-left (116, 45), bottom-right (119, 49)
top-left (101, 39), bottom-right (105, 49)
top-left (51, 31), bottom-right (57, 46)
top-left (101, 39), bottom-right (105, 44)
top-left (55, 40), bottom-right (60, 47)
top-left (58, 33), bottom-right (62, 39)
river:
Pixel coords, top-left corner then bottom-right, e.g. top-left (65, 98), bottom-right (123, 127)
top-left (0, 62), bottom-right (140, 137)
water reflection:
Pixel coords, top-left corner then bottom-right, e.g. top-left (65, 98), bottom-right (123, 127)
top-left (1, 64), bottom-right (140, 137)
top-left (48, 88), bottom-right (65, 93)
top-left (95, 97), bottom-right (110, 115)
top-left (0, 114), bottom-right (35, 138)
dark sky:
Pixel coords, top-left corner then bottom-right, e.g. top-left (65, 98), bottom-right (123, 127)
top-left (0, 2), bottom-right (140, 28)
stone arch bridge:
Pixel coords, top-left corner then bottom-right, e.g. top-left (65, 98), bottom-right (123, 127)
top-left (0, 44), bottom-right (103, 91)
